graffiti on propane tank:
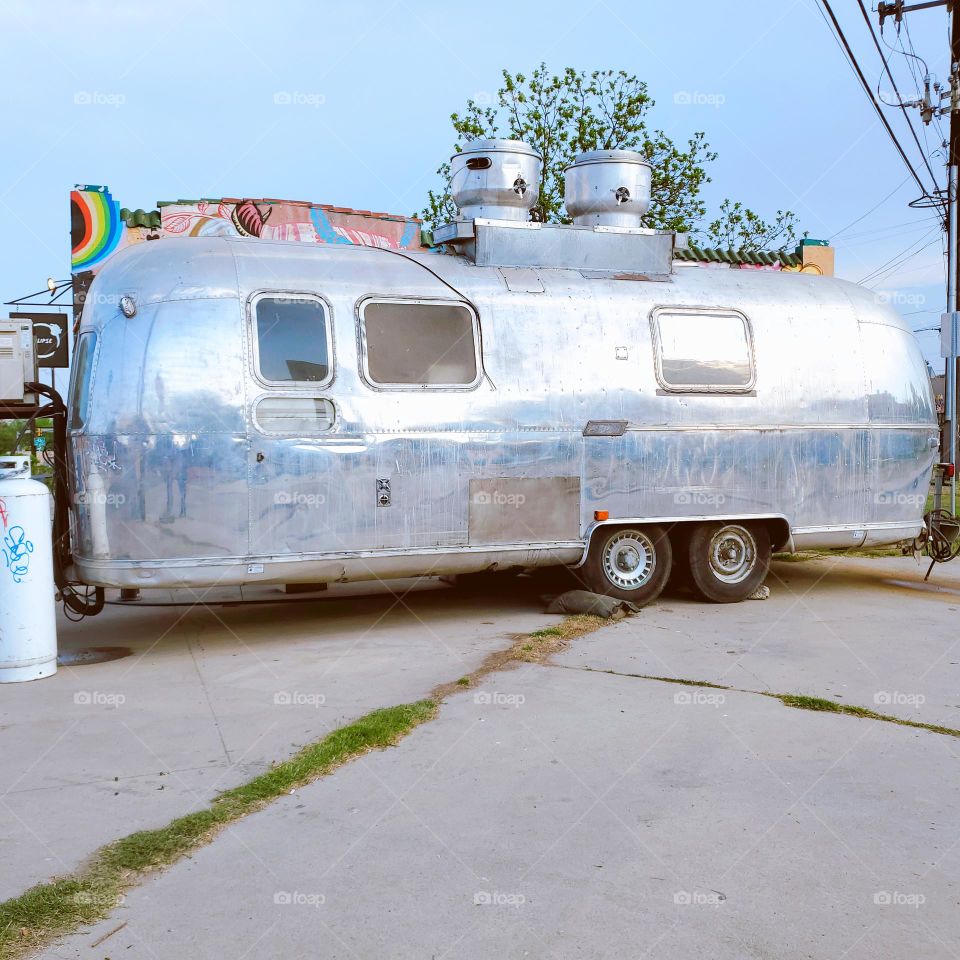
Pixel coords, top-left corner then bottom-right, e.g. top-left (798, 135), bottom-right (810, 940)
top-left (0, 499), bottom-right (34, 584)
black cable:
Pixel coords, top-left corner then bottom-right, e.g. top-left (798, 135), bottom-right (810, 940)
top-left (858, 228), bottom-right (942, 285)
top-left (856, 0), bottom-right (942, 192)
top-left (23, 382), bottom-right (104, 617)
top-left (829, 175), bottom-right (911, 240)
top-left (902, 17), bottom-right (949, 146)
top-left (919, 508), bottom-right (960, 579)
top-left (889, 18), bottom-right (930, 77)
top-left (817, 0), bottom-right (941, 203)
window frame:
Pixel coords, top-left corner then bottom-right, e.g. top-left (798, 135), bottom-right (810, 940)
top-left (356, 295), bottom-right (483, 392)
top-left (248, 290), bottom-right (335, 390)
top-left (251, 393), bottom-right (338, 436)
top-left (649, 305), bottom-right (757, 395)
top-left (68, 331), bottom-right (99, 432)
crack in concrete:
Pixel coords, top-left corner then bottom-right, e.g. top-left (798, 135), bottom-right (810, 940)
top-left (547, 663), bottom-right (960, 739)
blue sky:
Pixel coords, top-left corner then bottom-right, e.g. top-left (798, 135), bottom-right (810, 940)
top-left (0, 0), bottom-right (950, 366)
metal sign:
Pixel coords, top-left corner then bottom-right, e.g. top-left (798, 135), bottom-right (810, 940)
top-left (10, 313), bottom-right (69, 369)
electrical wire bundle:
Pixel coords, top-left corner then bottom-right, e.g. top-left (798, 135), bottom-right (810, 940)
top-left (915, 507), bottom-right (960, 580)
top-left (7, 384), bottom-right (104, 618)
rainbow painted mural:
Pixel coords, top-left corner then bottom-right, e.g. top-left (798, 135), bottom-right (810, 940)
top-left (69, 186), bottom-right (425, 281)
top-left (71, 186), bottom-right (123, 271)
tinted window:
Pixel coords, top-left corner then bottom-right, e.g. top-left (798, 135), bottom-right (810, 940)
top-left (254, 396), bottom-right (335, 434)
top-left (69, 332), bottom-right (97, 430)
top-left (655, 310), bottom-right (753, 390)
top-left (255, 297), bottom-right (329, 383)
top-left (362, 301), bottom-right (478, 386)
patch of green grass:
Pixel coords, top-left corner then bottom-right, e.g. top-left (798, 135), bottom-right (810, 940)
top-left (575, 670), bottom-right (960, 740)
top-left (849, 546), bottom-right (907, 558)
top-left (772, 550), bottom-right (826, 563)
top-left (586, 669), bottom-right (731, 691)
top-left (777, 694), bottom-right (869, 715)
top-left (773, 544), bottom-right (908, 563)
top-left (0, 700), bottom-right (436, 959)
top-left (774, 694), bottom-right (960, 737)
top-left (530, 627), bottom-right (563, 639)
top-left (456, 677), bottom-right (471, 686)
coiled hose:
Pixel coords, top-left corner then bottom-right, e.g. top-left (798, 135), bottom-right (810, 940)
top-left (21, 383), bottom-right (104, 617)
top-left (919, 508), bottom-right (960, 581)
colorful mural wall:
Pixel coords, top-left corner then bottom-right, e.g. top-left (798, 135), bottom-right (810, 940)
top-left (71, 186), bottom-right (127, 271)
top-left (160, 198), bottom-right (422, 249)
top-left (70, 186), bottom-right (423, 283)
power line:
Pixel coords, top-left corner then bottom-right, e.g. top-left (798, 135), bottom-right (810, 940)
top-left (844, 214), bottom-right (942, 236)
top-left (856, 0), bottom-right (942, 190)
top-left (816, 0), bottom-right (940, 202)
top-left (829, 175), bottom-right (911, 239)
top-left (859, 226), bottom-right (943, 285)
top-left (866, 232), bottom-right (944, 286)
top-left (843, 216), bottom-right (942, 245)
top-left (902, 18), bottom-right (949, 144)
top-left (895, 16), bottom-right (948, 168)
top-left (887, 15), bottom-right (930, 77)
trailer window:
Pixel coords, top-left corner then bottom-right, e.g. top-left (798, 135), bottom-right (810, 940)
top-left (360, 300), bottom-right (479, 387)
top-left (254, 396), bottom-right (336, 434)
top-left (653, 309), bottom-right (754, 391)
top-left (68, 332), bottom-right (97, 431)
top-left (254, 296), bottom-right (330, 384)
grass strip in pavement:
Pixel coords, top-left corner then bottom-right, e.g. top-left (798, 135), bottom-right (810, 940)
top-left (0, 700), bottom-right (437, 960)
top-left (573, 669), bottom-right (960, 738)
top-left (775, 694), bottom-right (960, 737)
top-left (0, 613), bottom-right (611, 960)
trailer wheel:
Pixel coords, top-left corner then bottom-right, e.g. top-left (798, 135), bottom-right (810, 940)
top-left (687, 522), bottom-right (770, 603)
top-left (584, 525), bottom-right (672, 605)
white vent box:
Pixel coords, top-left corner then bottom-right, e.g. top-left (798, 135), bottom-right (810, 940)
top-left (0, 320), bottom-right (35, 403)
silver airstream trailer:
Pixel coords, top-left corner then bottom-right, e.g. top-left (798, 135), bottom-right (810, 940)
top-left (65, 141), bottom-right (937, 606)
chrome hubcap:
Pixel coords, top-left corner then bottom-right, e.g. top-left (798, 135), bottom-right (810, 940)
top-left (602, 531), bottom-right (656, 590)
top-left (708, 525), bottom-right (756, 584)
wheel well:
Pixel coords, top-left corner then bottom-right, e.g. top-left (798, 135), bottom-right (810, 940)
top-left (665, 518), bottom-right (790, 553)
top-left (578, 517), bottom-right (791, 566)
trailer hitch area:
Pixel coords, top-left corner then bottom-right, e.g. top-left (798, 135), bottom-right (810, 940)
top-left (917, 507), bottom-right (960, 581)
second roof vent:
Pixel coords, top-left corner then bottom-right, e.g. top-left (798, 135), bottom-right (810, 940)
top-left (564, 149), bottom-right (652, 229)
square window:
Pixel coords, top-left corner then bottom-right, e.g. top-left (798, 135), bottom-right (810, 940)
top-left (654, 309), bottom-right (754, 391)
top-left (254, 297), bottom-right (330, 384)
top-left (361, 300), bottom-right (478, 387)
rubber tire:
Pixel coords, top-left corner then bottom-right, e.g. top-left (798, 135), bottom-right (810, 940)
top-left (583, 525), bottom-right (672, 606)
top-left (687, 522), bottom-right (771, 603)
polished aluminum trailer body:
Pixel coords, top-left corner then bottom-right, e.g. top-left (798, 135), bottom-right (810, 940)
top-left (67, 235), bottom-right (937, 589)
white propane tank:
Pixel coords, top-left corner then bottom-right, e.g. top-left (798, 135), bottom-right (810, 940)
top-left (0, 455), bottom-right (57, 682)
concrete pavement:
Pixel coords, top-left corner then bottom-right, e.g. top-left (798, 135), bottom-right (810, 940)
top-left (560, 554), bottom-right (960, 727)
top-left (38, 657), bottom-right (960, 960)
top-left (27, 554), bottom-right (960, 959)
top-left (0, 579), bottom-right (559, 899)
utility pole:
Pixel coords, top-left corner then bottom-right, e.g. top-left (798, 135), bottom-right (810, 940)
top-left (948, 1), bottom-right (960, 512)
top-left (880, 1), bottom-right (960, 512)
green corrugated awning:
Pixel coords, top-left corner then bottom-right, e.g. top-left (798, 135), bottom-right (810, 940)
top-left (674, 244), bottom-right (801, 267)
top-left (120, 208), bottom-right (161, 229)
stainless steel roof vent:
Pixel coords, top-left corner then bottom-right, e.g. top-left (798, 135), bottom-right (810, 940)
top-left (449, 139), bottom-right (541, 222)
top-left (564, 149), bottom-right (651, 229)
